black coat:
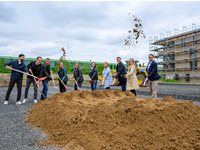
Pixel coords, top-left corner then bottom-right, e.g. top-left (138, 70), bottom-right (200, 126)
top-left (41, 62), bottom-right (52, 81)
top-left (27, 61), bottom-right (43, 80)
top-left (146, 60), bottom-right (161, 81)
top-left (89, 67), bottom-right (98, 80)
top-left (115, 62), bottom-right (127, 85)
top-left (73, 68), bottom-right (84, 82)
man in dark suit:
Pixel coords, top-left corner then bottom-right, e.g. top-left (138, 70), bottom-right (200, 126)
top-left (146, 54), bottom-right (161, 99)
top-left (113, 57), bottom-right (127, 92)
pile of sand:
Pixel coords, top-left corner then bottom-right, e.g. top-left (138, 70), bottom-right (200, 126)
top-left (25, 90), bottom-right (200, 150)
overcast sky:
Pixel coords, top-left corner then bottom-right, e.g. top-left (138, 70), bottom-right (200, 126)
top-left (0, 1), bottom-right (200, 65)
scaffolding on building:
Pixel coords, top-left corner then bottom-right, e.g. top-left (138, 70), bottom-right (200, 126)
top-left (149, 24), bottom-right (200, 83)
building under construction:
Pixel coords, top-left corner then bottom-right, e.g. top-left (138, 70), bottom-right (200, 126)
top-left (150, 25), bottom-right (200, 83)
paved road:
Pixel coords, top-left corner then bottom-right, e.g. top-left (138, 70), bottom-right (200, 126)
top-left (0, 83), bottom-right (199, 150)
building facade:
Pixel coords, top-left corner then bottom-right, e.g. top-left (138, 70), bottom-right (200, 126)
top-left (150, 28), bottom-right (200, 83)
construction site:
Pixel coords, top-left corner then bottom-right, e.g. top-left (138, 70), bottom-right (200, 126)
top-left (149, 24), bottom-right (200, 83)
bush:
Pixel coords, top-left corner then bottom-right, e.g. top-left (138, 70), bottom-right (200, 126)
top-left (0, 58), bottom-right (11, 73)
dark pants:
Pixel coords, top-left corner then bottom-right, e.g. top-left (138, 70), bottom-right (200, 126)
top-left (106, 87), bottom-right (110, 89)
top-left (130, 90), bottom-right (137, 96)
top-left (5, 79), bottom-right (22, 102)
top-left (59, 80), bottom-right (67, 93)
top-left (121, 84), bottom-right (126, 92)
top-left (41, 81), bottom-right (48, 100)
top-left (24, 78), bottom-right (38, 100)
top-left (91, 80), bottom-right (98, 91)
top-left (74, 82), bottom-right (83, 90)
top-left (119, 77), bottom-right (127, 92)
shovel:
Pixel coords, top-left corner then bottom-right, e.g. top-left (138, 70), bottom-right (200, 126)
top-left (8, 68), bottom-right (47, 81)
top-left (139, 78), bottom-right (148, 87)
top-left (30, 70), bottom-right (46, 98)
top-left (110, 80), bottom-right (115, 86)
top-left (57, 76), bottom-right (71, 90)
top-left (99, 84), bottom-right (105, 87)
top-left (51, 72), bottom-right (58, 89)
top-left (72, 76), bottom-right (81, 90)
top-left (89, 80), bottom-right (95, 83)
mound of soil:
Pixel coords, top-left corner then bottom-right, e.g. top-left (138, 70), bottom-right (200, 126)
top-left (25, 90), bottom-right (200, 150)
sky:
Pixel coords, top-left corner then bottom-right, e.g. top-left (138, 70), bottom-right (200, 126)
top-left (0, 1), bottom-right (200, 65)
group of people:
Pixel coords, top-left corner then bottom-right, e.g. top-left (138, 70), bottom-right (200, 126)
top-left (112, 55), bottom-right (161, 99)
top-left (3, 53), bottom-right (160, 105)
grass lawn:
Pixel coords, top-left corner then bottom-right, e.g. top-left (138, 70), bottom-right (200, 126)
top-left (159, 79), bottom-right (197, 84)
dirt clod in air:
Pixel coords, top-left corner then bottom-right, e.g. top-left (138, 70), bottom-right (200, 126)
top-left (25, 90), bottom-right (200, 150)
top-left (59, 47), bottom-right (67, 61)
top-left (124, 11), bottom-right (145, 47)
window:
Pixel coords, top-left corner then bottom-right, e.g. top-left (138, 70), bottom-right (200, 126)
top-left (85, 63), bottom-right (87, 67)
top-left (166, 47), bottom-right (170, 51)
top-left (174, 74), bottom-right (179, 80)
top-left (110, 65), bottom-right (113, 69)
top-left (193, 35), bottom-right (197, 45)
top-left (190, 51), bottom-right (197, 59)
top-left (79, 64), bottom-right (83, 68)
top-left (24, 60), bottom-right (30, 65)
top-left (181, 38), bottom-right (186, 47)
top-left (50, 61), bottom-right (55, 67)
top-left (185, 73), bottom-right (190, 82)
top-left (190, 61), bottom-right (197, 70)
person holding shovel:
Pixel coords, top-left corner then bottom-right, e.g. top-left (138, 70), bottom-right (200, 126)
top-left (22, 56), bottom-right (43, 104)
top-left (146, 54), bottom-right (161, 99)
top-left (73, 63), bottom-right (84, 90)
top-left (126, 58), bottom-right (139, 96)
top-left (40, 58), bottom-right (52, 100)
top-left (56, 62), bottom-right (68, 93)
top-left (89, 62), bottom-right (98, 91)
top-left (101, 62), bottom-right (112, 89)
top-left (3, 54), bottom-right (28, 105)
top-left (113, 57), bottom-right (127, 92)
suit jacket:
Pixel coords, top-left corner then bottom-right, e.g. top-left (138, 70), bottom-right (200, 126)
top-left (146, 60), bottom-right (161, 81)
top-left (115, 62), bottom-right (127, 84)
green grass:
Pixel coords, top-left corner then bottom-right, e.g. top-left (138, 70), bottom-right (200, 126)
top-left (159, 79), bottom-right (197, 84)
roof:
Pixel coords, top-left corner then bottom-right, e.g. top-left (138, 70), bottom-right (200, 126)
top-left (151, 27), bottom-right (200, 45)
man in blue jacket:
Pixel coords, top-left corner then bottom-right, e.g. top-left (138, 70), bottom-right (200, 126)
top-left (113, 57), bottom-right (127, 92)
top-left (146, 54), bottom-right (161, 99)
top-left (4, 54), bottom-right (27, 105)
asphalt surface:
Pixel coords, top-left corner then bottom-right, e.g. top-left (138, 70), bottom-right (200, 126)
top-left (0, 83), bottom-right (199, 150)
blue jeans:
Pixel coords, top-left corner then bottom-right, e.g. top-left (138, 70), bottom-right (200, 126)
top-left (121, 84), bottom-right (126, 92)
top-left (41, 81), bottom-right (48, 100)
top-left (91, 80), bottom-right (97, 91)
